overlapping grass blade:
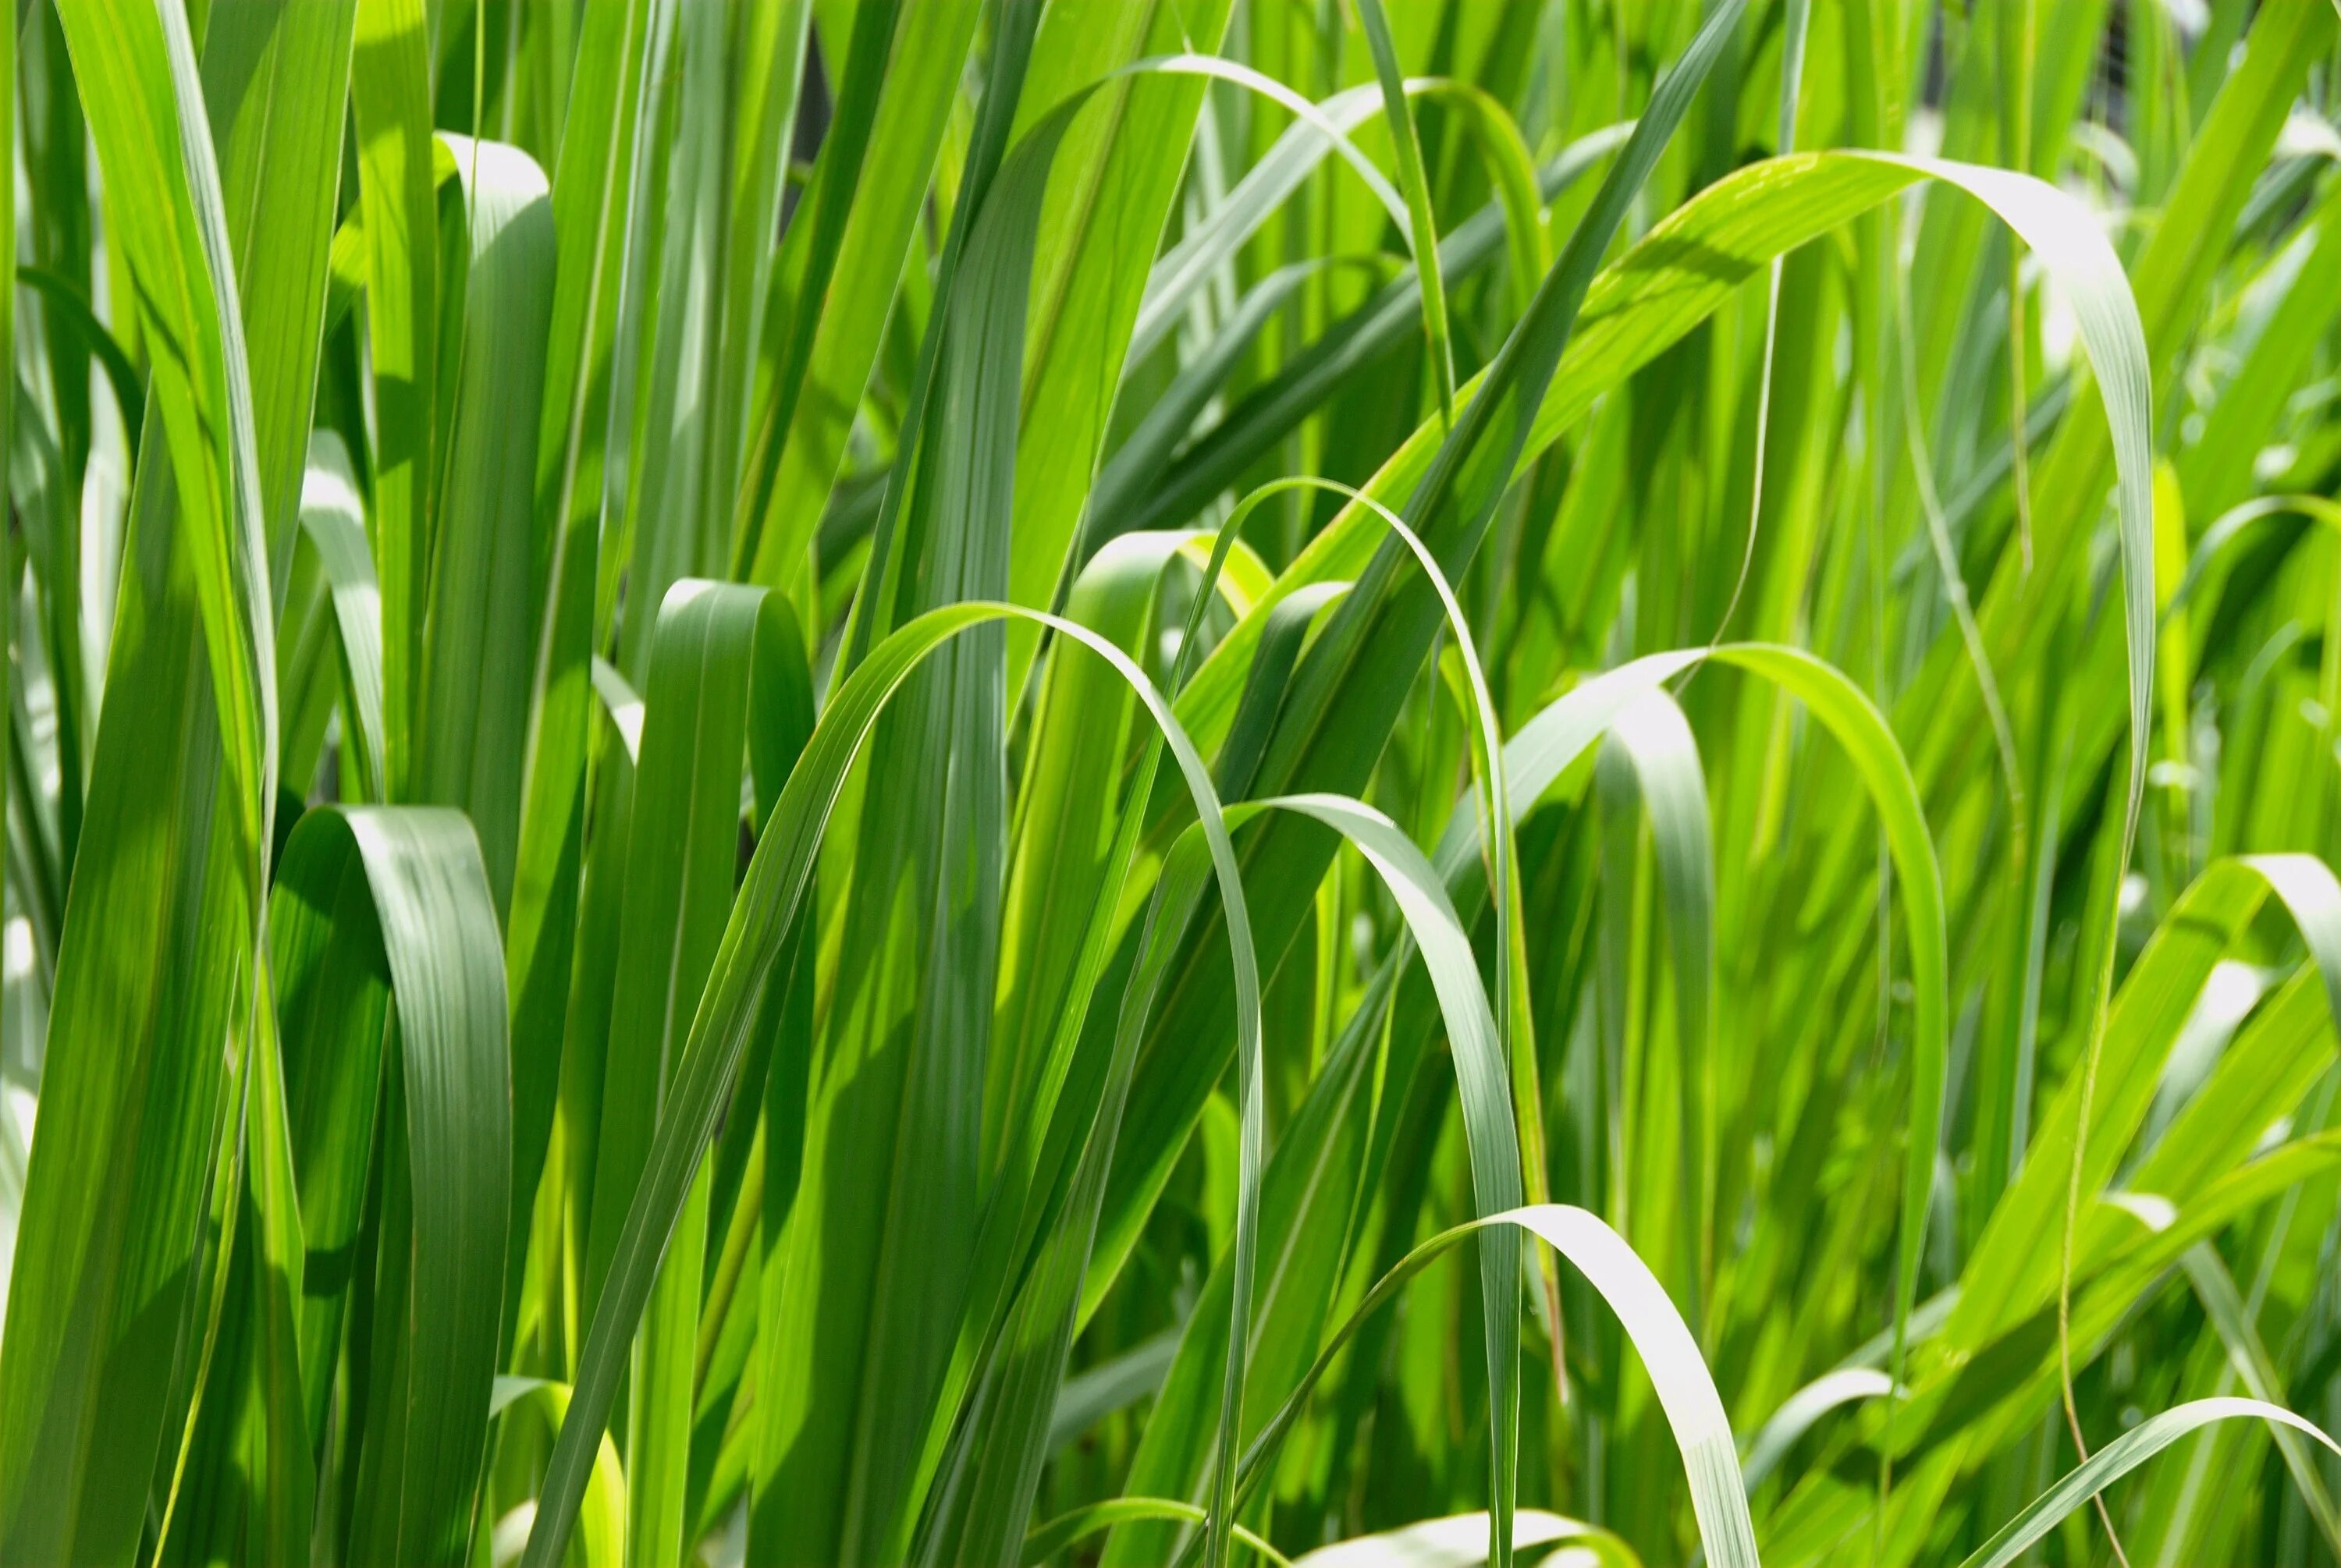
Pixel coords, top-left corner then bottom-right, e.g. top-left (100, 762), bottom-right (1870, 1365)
top-left (350, 0), bottom-right (438, 800)
top-left (1025, 1498), bottom-right (1289, 1567)
top-left (5, 6), bottom-right (2339, 1566)
top-left (0, 0), bottom-right (328, 1555)
top-left (1291, 1509), bottom-right (1636, 1568)
top-left (1082, 6), bottom-right (1746, 1402)
top-left (503, 0), bottom-right (656, 1328)
top-left (1955, 1398), bottom-right (2341, 1568)
top-left (1218, 1204), bottom-right (1759, 1568)
top-left (1351, 0), bottom-right (1455, 421)
top-left (578, 580), bottom-right (801, 1563)
top-left (490, 1378), bottom-right (627, 1565)
top-left (275, 807), bottom-right (507, 1565)
top-left (523, 600), bottom-right (1266, 1568)
top-left (295, 437), bottom-right (385, 797)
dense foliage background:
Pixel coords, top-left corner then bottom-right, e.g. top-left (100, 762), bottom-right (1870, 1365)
top-left (5, 0), bottom-right (2341, 1564)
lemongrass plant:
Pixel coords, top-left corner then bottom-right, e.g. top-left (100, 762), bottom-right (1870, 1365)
top-left (5, 1), bottom-right (2341, 1565)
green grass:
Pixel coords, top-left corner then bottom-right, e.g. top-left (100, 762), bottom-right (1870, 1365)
top-left (4, 1), bottom-right (2341, 1564)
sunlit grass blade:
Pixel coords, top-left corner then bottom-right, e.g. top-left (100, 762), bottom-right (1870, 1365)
top-left (1214, 1204), bottom-right (1758, 1568)
top-left (350, 0), bottom-right (437, 800)
top-left (577, 580), bottom-right (798, 1564)
top-left (412, 133), bottom-right (555, 910)
top-left (272, 806), bottom-right (507, 1563)
top-left (730, 0), bottom-right (978, 590)
top-left (1593, 690), bottom-right (1715, 1332)
top-left (1740, 1370), bottom-right (1898, 1493)
top-left (2175, 1241), bottom-right (2341, 1556)
top-left (1291, 1510), bottom-right (1637, 1568)
top-left (1954, 1398), bottom-right (2341, 1568)
top-left (524, 600), bottom-right (1266, 1568)
top-left (7, 7), bottom-right (2340, 1564)
top-left (295, 437), bottom-right (385, 797)
top-left (0, 0), bottom-right (321, 1555)
top-left (503, 0), bottom-right (655, 1346)
top-left (1082, 15), bottom-right (1745, 1430)
top-left (492, 1378), bottom-right (627, 1566)
top-left (1026, 1498), bottom-right (1289, 1567)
